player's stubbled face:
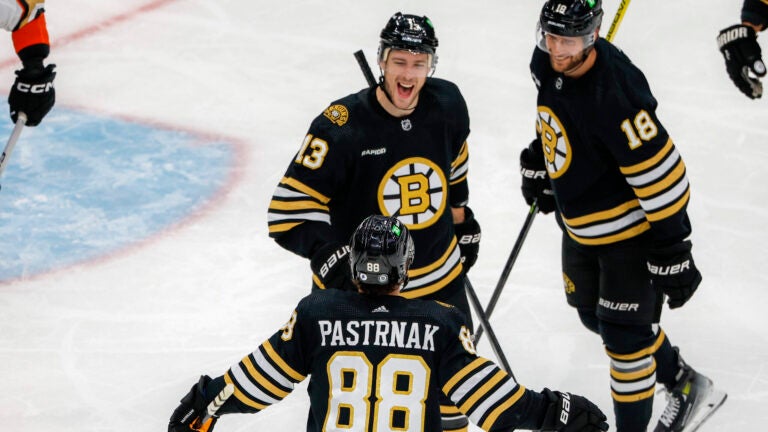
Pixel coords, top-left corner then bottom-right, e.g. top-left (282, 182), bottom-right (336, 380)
top-left (381, 50), bottom-right (430, 110)
top-left (545, 33), bottom-right (586, 73)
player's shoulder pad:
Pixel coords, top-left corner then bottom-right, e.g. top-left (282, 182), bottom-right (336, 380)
top-left (422, 78), bottom-right (466, 107)
top-left (315, 88), bottom-right (369, 129)
top-left (595, 39), bottom-right (657, 111)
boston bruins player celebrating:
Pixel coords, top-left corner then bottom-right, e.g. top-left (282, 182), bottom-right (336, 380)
top-left (717, 0), bottom-right (768, 99)
top-left (170, 215), bottom-right (608, 432)
top-left (520, 1), bottom-right (726, 431)
top-left (268, 13), bottom-right (481, 432)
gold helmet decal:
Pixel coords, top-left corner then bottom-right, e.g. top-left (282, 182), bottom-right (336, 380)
top-left (563, 272), bottom-right (576, 294)
top-left (536, 106), bottom-right (572, 179)
top-left (323, 104), bottom-right (349, 126)
top-left (378, 157), bottom-right (447, 230)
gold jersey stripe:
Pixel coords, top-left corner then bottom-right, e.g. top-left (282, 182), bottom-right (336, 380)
top-left (268, 199), bottom-right (329, 212)
top-left (443, 358), bottom-right (490, 394)
top-left (268, 221), bottom-right (303, 234)
top-left (561, 199), bottom-right (641, 227)
top-left (620, 139), bottom-right (674, 176)
top-left (401, 262), bottom-right (463, 299)
top-left (224, 372), bottom-right (269, 410)
top-left (440, 404), bottom-right (462, 414)
top-left (408, 237), bottom-right (458, 277)
top-left (645, 189), bottom-right (690, 222)
top-left (449, 172), bottom-right (468, 186)
top-left (262, 341), bottom-right (306, 381)
top-left (480, 385), bottom-right (526, 431)
top-left (451, 141), bottom-right (469, 169)
top-left (566, 221), bottom-right (650, 246)
top-left (458, 370), bottom-right (507, 413)
top-left (612, 387), bottom-right (656, 402)
top-left (632, 160), bottom-right (686, 199)
top-left (242, 355), bottom-right (290, 399)
top-left (280, 176), bottom-right (331, 204)
top-left (610, 359), bottom-right (657, 381)
top-left (606, 330), bottom-right (666, 361)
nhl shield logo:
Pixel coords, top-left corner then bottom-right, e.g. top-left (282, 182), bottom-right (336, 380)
top-left (401, 119), bottom-right (412, 131)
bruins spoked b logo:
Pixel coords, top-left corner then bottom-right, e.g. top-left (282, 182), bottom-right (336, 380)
top-left (378, 157), bottom-right (447, 229)
top-left (536, 106), bottom-right (572, 179)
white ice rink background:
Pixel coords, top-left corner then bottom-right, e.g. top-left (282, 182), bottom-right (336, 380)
top-left (0, 1), bottom-right (766, 430)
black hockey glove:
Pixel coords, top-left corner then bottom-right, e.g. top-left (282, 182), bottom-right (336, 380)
top-left (454, 206), bottom-right (481, 273)
top-left (539, 388), bottom-right (608, 432)
top-left (648, 240), bottom-right (702, 309)
top-left (310, 243), bottom-right (355, 291)
top-left (169, 376), bottom-right (219, 432)
top-left (8, 63), bottom-right (56, 126)
top-left (717, 24), bottom-right (766, 99)
top-left (520, 142), bottom-right (556, 214)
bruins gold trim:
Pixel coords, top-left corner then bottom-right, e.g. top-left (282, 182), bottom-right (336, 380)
top-left (567, 222), bottom-right (650, 246)
top-left (225, 372), bottom-right (269, 410)
top-left (263, 341), bottom-right (306, 381)
top-left (481, 385), bottom-right (526, 430)
top-left (323, 104), bottom-right (349, 126)
top-left (268, 221), bottom-right (303, 234)
top-left (606, 330), bottom-right (667, 361)
top-left (561, 199), bottom-right (641, 227)
top-left (612, 387), bottom-right (656, 402)
top-left (458, 370), bottom-right (506, 413)
top-left (645, 189), bottom-right (690, 222)
top-left (443, 357), bottom-right (489, 394)
top-left (632, 160), bottom-right (686, 198)
top-left (268, 199), bottom-right (330, 212)
top-left (620, 139), bottom-right (674, 175)
top-left (281, 177), bottom-right (331, 204)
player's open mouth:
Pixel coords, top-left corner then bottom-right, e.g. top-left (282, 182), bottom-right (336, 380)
top-left (397, 83), bottom-right (414, 99)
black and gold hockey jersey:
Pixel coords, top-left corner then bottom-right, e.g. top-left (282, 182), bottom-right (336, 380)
top-left (210, 289), bottom-right (549, 431)
top-left (268, 78), bottom-right (471, 298)
top-left (530, 39), bottom-right (693, 247)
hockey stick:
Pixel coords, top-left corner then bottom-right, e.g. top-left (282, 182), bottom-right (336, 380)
top-left (0, 112), bottom-right (27, 184)
top-left (354, 50), bottom-right (377, 88)
top-left (473, 200), bottom-right (538, 344)
top-left (464, 278), bottom-right (515, 378)
top-left (193, 383), bottom-right (235, 430)
top-left (605, 0), bottom-right (631, 43)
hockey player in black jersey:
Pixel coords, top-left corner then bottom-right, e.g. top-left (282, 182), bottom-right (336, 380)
top-left (521, 1), bottom-right (725, 431)
top-left (717, 0), bottom-right (767, 99)
top-left (267, 13), bottom-right (480, 430)
top-left (169, 215), bottom-right (608, 432)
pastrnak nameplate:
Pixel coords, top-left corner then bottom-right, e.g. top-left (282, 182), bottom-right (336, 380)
top-left (323, 104), bottom-right (349, 126)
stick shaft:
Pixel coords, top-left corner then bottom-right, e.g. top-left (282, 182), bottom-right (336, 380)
top-left (474, 201), bottom-right (537, 344)
top-left (605, 0), bottom-right (632, 43)
top-left (0, 113), bottom-right (27, 179)
top-left (354, 50), bottom-right (377, 88)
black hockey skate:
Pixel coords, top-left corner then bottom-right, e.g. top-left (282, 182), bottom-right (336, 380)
top-left (654, 352), bottom-right (726, 432)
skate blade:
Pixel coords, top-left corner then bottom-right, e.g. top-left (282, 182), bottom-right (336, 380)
top-left (682, 389), bottom-right (727, 432)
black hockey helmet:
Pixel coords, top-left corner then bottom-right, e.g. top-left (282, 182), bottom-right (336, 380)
top-left (349, 215), bottom-right (415, 288)
top-left (539, 0), bottom-right (603, 37)
top-left (378, 12), bottom-right (438, 68)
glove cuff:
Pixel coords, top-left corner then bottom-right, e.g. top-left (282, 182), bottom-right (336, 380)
top-left (650, 240), bottom-right (692, 260)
